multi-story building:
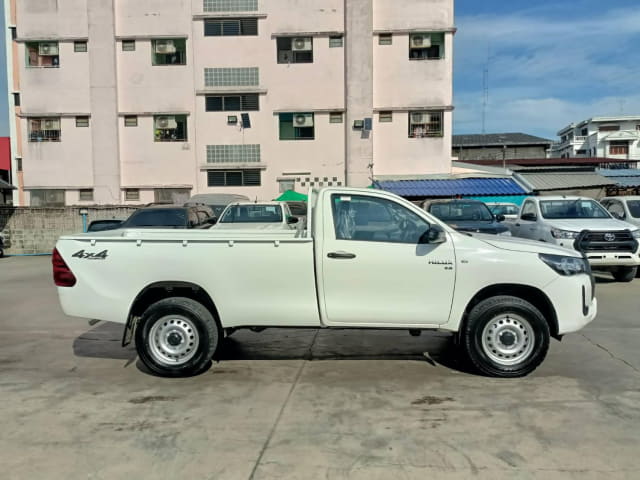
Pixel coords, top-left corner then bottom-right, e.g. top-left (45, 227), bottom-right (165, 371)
top-left (550, 116), bottom-right (640, 163)
top-left (4, 0), bottom-right (455, 206)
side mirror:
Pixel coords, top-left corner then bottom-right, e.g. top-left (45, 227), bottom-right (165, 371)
top-left (495, 214), bottom-right (506, 222)
top-left (206, 217), bottom-right (217, 225)
top-left (419, 225), bottom-right (447, 244)
top-left (521, 213), bottom-right (537, 222)
top-left (287, 216), bottom-right (299, 224)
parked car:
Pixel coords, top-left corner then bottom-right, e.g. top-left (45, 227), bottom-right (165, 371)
top-left (120, 205), bottom-right (214, 229)
top-left (54, 187), bottom-right (597, 378)
top-left (486, 202), bottom-right (520, 220)
top-left (600, 196), bottom-right (640, 228)
top-left (214, 202), bottom-right (298, 230)
top-left (87, 219), bottom-right (123, 232)
top-left (423, 199), bottom-right (511, 236)
top-left (507, 196), bottom-right (640, 282)
top-left (184, 194), bottom-right (250, 221)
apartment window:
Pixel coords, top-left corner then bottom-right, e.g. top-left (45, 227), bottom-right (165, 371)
top-left (408, 111), bottom-right (443, 138)
top-left (12, 92), bottom-right (20, 107)
top-left (30, 189), bottom-right (65, 207)
top-left (277, 37), bottom-right (313, 64)
top-left (610, 141), bottom-right (629, 155)
top-left (79, 189), bottom-right (93, 201)
top-left (9, 26), bottom-right (16, 41)
top-left (329, 36), bottom-right (343, 48)
top-left (279, 113), bottom-right (314, 140)
top-left (125, 189), bottom-right (140, 201)
top-left (379, 111), bottom-right (393, 123)
top-left (206, 94), bottom-right (259, 112)
top-left (26, 42), bottom-right (59, 67)
top-left (378, 34), bottom-right (392, 45)
top-left (207, 169), bottom-right (261, 186)
top-left (152, 39), bottom-right (186, 65)
top-left (409, 32), bottom-right (444, 60)
top-left (155, 188), bottom-right (191, 204)
top-left (204, 18), bottom-right (258, 36)
top-left (122, 40), bottom-right (136, 51)
top-left (124, 116), bottom-right (138, 127)
top-left (329, 112), bottom-right (343, 123)
top-left (278, 179), bottom-right (295, 192)
top-left (576, 149), bottom-right (587, 155)
top-left (599, 125), bottom-right (620, 132)
top-left (581, 128), bottom-right (588, 136)
top-left (203, 0), bottom-right (258, 12)
top-left (28, 117), bottom-right (61, 142)
top-left (16, 158), bottom-right (22, 172)
top-left (205, 67), bottom-right (259, 87)
top-left (74, 41), bottom-right (87, 52)
top-left (207, 144), bottom-right (260, 163)
top-left (154, 115), bottom-right (188, 142)
top-left (636, 125), bottom-right (640, 131)
top-left (75, 116), bottom-right (89, 127)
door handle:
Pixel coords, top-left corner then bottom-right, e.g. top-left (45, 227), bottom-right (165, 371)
top-left (328, 251), bottom-right (356, 259)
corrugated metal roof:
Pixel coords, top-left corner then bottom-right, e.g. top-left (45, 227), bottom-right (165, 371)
top-left (453, 133), bottom-right (554, 147)
top-left (515, 172), bottom-right (615, 191)
top-left (609, 177), bottom-right (640, 188)
top-left (0, 178), bottom-right (16, 190)
top-left (597, 168), bottom-right (640, 177)
top-left (375, 178), bottom-right (529, 197)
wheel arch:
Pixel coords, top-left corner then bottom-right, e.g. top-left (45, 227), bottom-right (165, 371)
top-left (460, 283), bottom-right (559, 339)
top-left (122, 281), bottom-right (220, 346)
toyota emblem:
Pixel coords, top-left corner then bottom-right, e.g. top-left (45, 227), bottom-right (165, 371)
top-left (604, 233), bottom-right (616, 242)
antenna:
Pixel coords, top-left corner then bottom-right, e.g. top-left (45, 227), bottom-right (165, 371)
top-left (481, 43), bottom-right (490, 134)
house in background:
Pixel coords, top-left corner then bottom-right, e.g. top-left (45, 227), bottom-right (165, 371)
top-left (550, 116), bottom-right (640, 164)
top-left (452, 133), bottom-right (553, 163)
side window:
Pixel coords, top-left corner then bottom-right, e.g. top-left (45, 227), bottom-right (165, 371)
top-left (607, 201), bottom-right (626, 219)
top-left (521, 201), bottom-right (536, 219)
top-left (331, 194), bottom-right (430, 244)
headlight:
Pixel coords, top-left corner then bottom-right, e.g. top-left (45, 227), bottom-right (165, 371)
top-left (551, 228), bottom-right (579, 239)
top-left (632, 230), bottom-right (640, 239)
top-left (539, 253), bottom-right (589, 276)
top-left (497, 230), bottom-right (512, 236)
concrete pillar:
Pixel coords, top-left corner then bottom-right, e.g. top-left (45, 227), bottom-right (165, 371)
top-left (344, 0), bottom-right (373, 187)
top-left (87, 0), bottom-right (121, 204)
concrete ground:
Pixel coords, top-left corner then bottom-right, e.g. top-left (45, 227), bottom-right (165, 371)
top-left (1, 256), bottom-right (639, 480)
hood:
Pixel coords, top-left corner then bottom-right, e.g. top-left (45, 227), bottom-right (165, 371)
top-left (472, 234), bottom-right (581, 257)
top-left (543, 218), bottom-right (639, 232)
top-left (448, 221), bottom-right (510, 235)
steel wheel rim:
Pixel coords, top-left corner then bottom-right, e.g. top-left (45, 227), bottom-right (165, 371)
top-left (481, 313), bottom-right (535, 366)
top-left (148, 315), bottom-right (199, 366)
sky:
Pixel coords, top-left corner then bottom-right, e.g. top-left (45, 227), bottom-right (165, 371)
top-left (1, 1), bottom-right (639, 140)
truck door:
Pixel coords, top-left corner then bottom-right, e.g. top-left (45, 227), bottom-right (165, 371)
top-left (515, 200), bottom-right (538, 240)
top-left (320, 193), bottom-right (455, 327)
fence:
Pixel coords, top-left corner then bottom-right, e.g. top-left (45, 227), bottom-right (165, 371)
top-left (0, 206), bottom-right (138, 255)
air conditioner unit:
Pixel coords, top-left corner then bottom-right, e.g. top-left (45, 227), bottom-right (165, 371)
top-left (155, 40), bottom-right (176, 54)
top-left (38, 42), bottom-right (59, 56)
top-left (410, 34), bottom-right (431, 48)
top-left (42, 118), bottom-right (61, 130)
top-left (291, 37), bottom-right (312, 51)
top-left (294, 113), bottom-right (314, 127)
top-left (410, 112), bottom-right (429, 125)
top-left (155, 116), bottom-right (177, 129)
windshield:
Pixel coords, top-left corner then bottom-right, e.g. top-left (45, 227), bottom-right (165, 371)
top-left (488, 204), bottom-right (519, 216)
top-left (628, 201), bottom-right (640, 218)
top-left (429, 202), bottom-right (494, 222)
top-left (220, 205), bottom-right (283, 223)
top-left (123, 209), bottom-right (187, 228)
top-left (540, 200), bottom-right (610, 219)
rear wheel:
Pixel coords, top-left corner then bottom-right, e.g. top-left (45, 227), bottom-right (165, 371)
top-left (462, 295), bottom-right (550, 378)
top-left (135, 297), bottom-right (220, 377)
top-left (611, 266), bottom-right (637, 282)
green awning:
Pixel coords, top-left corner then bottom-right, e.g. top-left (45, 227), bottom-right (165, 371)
top-left (274, 190), bottom-right (308, 201)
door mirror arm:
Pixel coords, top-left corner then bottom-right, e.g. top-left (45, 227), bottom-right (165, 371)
top-left (419, 224), bottom-right (447, 244)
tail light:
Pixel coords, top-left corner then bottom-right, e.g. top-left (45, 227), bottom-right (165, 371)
top-left (52, 248), bottom-right (77, 287)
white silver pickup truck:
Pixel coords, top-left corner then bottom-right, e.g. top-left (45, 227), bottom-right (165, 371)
top-left (507, 196), bottom-right (640, 282)
top-left (54, 188), bottom-right (597, 378)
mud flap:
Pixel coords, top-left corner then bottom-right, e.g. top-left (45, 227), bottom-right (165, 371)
top-left (121, 316), bottom-right (139, 347)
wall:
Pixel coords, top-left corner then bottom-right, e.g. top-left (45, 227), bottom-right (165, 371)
top-left (0, 206), bottom-right (137, 254)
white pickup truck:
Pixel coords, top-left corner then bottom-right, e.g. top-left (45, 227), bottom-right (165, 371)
top-left (53, 188), bottom-right (597, 378)
top-left (507, 196), bottom-right (640, 282)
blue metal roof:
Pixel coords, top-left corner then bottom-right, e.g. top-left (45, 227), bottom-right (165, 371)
top-left (375, 178), bottom-right (528, 197)
top-left (610, 177), bottom-right (640, 188)
top-left (597, 168), bottom-right (640, 177)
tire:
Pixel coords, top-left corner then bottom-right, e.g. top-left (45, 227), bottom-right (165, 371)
top-left (135, 297), bottom-right (220, 377)
top-left (462, 295), bottom-right (550, 378)
top-left (611, 266), bottom-right (637, 283)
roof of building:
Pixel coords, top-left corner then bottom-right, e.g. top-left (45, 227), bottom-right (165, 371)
top-left (375, 178), bottom-right (529, 198)
top-left (452, 133), bottom-right (554, 148)
top-left (464, 157), bottom-right (639, 167)
top-left (557, 115), bottom-right (640, 134)
top-left (597, 168), bottom-right (640, 177)
top-left (609, 177), bottom-right (640, 188)
top-left (515, 172), bottom-right (615, 191)
top-left (0, 178), bottom-right (15, 190)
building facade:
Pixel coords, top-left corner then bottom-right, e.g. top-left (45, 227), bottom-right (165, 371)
top-left (452, 133), bottom-right (553, 162)
top-left (550, 116), bottom-right (640, 163)
top-left (4, 0), bottom-right (455, 206)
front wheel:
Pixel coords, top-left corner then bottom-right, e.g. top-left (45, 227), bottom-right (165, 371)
top-left (462, 295), bottom-right (550, 378)
top-left (611, 266), bottom-right (637, 282)
top-left (135, 297), bottom-right (221, 377)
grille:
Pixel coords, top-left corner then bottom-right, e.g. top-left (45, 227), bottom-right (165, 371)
top-left (577, 230), bottom-right (637, 252)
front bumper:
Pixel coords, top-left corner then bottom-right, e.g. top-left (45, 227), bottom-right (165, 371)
top-left (543, 274), bottom-right (598, 335)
